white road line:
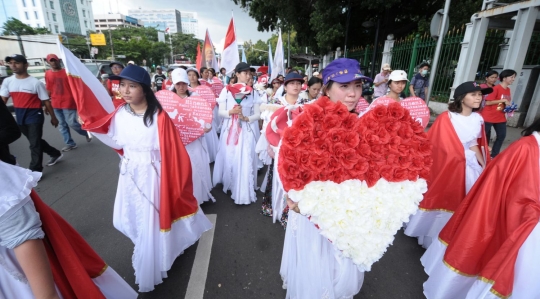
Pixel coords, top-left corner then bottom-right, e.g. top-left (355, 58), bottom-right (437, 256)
top-left (185, 214), bottom-right (217, 299)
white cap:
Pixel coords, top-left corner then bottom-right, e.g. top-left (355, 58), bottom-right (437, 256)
top-left (128, 60), bottom-right (135, 65)
top-left (186, 67), bottom-right (200, 77)
top-left (313, 71), bottom-right (320, 76)
top-left (388, 70), bottom-right (409, 82)
top-left (381, 63), bottom-right (392, 71)
top-left (171, 68), bottom-right (189, 85)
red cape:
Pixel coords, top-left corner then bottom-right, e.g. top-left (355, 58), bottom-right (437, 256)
top-left (30, 190), bottom-right (107, 299)
top-left (84, 104), bottom-right (198, 232)
top-left (420, 111), bottom-right (490, 212)
top-left (439, 135), bottom-right (540, 297)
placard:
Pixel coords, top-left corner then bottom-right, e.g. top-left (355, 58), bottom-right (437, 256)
top-left (194, 85), bottom-right (217, 109)
top-left (355, 97), bottom-right (370, 114)
top-left (210, 78), bottom-right (224, 98)
top-left (369, 96), bottom-right (430, 128)
top-left (156, 90), bottom-right (213, 145)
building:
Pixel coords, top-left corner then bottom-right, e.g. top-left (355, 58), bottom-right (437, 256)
top-left (127, 8), bottom-right (181, 33)
top-left (180, 11), bottom-right (198, 36)
top-left (0, 0), bottom-right (95, 35)
top-left (94, 13), bottom-right (143, 32)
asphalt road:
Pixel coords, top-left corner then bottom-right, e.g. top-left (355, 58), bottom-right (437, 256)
top-left (11, 120), bottom-right (431, 299)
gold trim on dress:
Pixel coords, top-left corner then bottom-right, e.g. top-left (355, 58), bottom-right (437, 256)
top-left (418, 207), bottom-right (455, 213)
top-left (92, 264), bottom-right (109, 278)
top-left (160, 207), bottom-right (199, 232)
top-left (438, 236), bottom-right (449, 246)
top-left (66, 72), bottom-right (81, 79)
top-left (443, 260), bottom-right (511, 299)
top-left (442, 260), bottom-right (476, 277)
top-left (490, 287), bottom-right (510, 299)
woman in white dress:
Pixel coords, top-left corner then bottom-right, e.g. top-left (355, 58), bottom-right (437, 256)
top-left (213, 62), bottom-right (262, 205)
top-left (405, 82), bottom-right (491, 248)
top-left (186, 67), bottom-right (220, 163)
top-left (171, 68), bottom-right (215, 205)
top-left (90, 66), bottom-right (212, 292)
top-left (280, 59), bottom-right (368, 299)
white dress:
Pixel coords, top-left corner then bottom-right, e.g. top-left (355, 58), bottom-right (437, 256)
top-left (93, 106), bottom-right (212, 292)
top-left (404, 112), bottom-right (484, 248)
top-left (280, 210), bottom-right (365, 299)
top-left (185, 137), bottom-right (215, 204)
top-left (421, 132), bottom-right (540, 299)
top-left (0, 162), bottom-right (137, 298)
top-left (205, 104), bottom-right (221, 163)
top-left (213, 87), bottom-right (262, 205)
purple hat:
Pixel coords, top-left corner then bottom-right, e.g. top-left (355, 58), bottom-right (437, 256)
top-left (322, 58), bottom-right (372, 85)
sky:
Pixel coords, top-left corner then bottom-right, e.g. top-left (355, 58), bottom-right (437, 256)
top-left (91, 0), bottom-right (274, 53)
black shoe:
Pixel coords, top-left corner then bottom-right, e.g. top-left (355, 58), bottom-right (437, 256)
top-left (47, 154), bottom-right (63, 166)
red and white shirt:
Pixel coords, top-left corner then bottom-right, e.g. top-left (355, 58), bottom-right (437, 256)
top-left (0, 75), bottom-right (49, 125)
top-left (45, 69), bottom-right (77, 110)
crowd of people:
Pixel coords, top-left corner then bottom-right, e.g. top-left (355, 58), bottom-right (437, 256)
top-left (0, 47), bottom-right (537, 299)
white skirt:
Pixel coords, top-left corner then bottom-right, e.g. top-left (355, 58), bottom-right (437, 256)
top-left (280, 211), bottom-right (365, 299)
top-left (185, 138), bottom-right (215, 204)
top-left (421, 223), bottom-right (540, 299)
top-left (204, 126), bottom-right (220, 164)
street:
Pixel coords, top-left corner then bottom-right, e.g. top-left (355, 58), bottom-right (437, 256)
top-left (10, 121), bottom-right (481, 299)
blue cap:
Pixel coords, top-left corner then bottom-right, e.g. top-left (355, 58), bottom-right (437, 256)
top-left (109, 65), bottom-right (151, 87)
top-left (284, 72), bottom-right (303, 85)
top-left (322, 58), bottom-right (372, 85)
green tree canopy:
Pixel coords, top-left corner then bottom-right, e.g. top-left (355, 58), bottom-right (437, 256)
top-left (2, 17), bottom-right (51, 35)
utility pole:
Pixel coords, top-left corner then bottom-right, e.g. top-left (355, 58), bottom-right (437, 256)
top-left (169, 33), bottom-right (173, 64)
top-left (344, 0), bottom-right (352, 58)
top-left (287, 30), bottom-right (290, 68)
top-left (426, 0), bottom-right (451, 105)
top-left (108, 25), bottom-right (115, 60)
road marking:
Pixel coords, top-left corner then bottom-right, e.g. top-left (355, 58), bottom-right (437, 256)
top-left (185, 214), bottom-right (217, 299)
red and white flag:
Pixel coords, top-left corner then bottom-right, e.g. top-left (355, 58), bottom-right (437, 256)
top-left (165, 27), bottom-right (170, 33)
top-left (202, 29), bottom-right (219, 71)
top-left (221, 17), bottom-right (239, 76)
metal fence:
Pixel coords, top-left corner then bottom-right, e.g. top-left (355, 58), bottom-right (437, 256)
top-left (525, 32), bottom-right (540, 65)
top-left (348, 27), bottom-right (507, 102)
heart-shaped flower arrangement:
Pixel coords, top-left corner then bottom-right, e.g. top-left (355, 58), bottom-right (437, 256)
top-left (278, 96), bottom-right (432, 271)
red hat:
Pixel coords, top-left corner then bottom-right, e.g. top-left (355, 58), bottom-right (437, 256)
top-left (257, 74), bottom-right (269, 85)
top-left (266, 106), bottom-right (303, 147)
top-left (46, 54), bottom-right (59, 61)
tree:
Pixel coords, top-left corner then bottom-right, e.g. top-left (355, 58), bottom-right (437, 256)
top-left (243, 39), bottom-right (270, 65)
top-left (171, 32), bottom-right (199, 62)
top-left (1, 17), bottom-right (50, 35)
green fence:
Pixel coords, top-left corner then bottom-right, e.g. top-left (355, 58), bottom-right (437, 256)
top-left (348, 43), bottom-right (383, 78)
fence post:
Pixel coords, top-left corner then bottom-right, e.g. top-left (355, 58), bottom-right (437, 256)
top-left (406, 34), bottom-right (420, 95)
top-left (381, 35), bottom-right (395, 67)
top-left (363, 46), bottom-right (370, 71)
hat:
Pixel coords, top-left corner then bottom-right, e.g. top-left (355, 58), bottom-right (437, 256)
top-left (284, 73), bottom-right (304, 85)
top-left (167, 67), bottom-right (175, 72)
top-left (127, 60), bottom-right (135, 65)
top-left (322, 58), bottom-right (372, 85)
top-left (109, 65), bottom-right (151, 87)
top-left (109, 61), bottom-right (124, 68)
top-left (186, 67), bottom-right (200, 78)
top-left (388, 70), bottom-right (409, 82)
top-left (5, 54), bottom-right (27, 64)
top-left (271, 77), bottom-right (284, 84)
top-left (171, 68), bottom-right (189, 85)
top-left (257, 74), bottom-right (269, 85)
top-left (382, 63), bottom-right (392, 71)
top-left (46, 54), bottom-right (59, 61)
top-left (156, 66), bottom-right (162, 70)
top-left (234, 62), bottom-right (250, 73)
top-left (454, 81), bottom-right (493, 98)
top-left (313, 71), bottom-right (320, 76)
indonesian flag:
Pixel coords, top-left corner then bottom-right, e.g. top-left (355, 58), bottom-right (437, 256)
top-left (196, 42), bottom-right (202, 70)
top-left (221, 17), bottom-right (239, 76)
top-left (202, 29), bottom-right (219, 71)
top-left (56, 40), bottom-right (200, 233)
top-left (165, 27), bottom-right (170, 33)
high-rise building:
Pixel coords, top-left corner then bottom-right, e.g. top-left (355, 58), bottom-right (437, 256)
top-left (180, 11), bottom-right (198, 36)
top-left (0, 0), bottom-right (95, 35)
top-left (94, 14), bottom-right (144, 32)
top-left (127, 9), bottom-right (182, 33)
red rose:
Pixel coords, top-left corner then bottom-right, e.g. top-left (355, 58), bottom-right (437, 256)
top-left (388, 136), bottom-right (402, 151)
top-left (341, 148), bottom-right (359, 169)
top-left (410, 156), bottom-right (425, 171)
top-left (407, 170), bottom-right (419, 181)
top-left (377, 128), bottom-right (391, 144)
top-left (385, 120), bottom-right (402, 133)
top-left (294, 114), bottom-right (315, 132)
top-left (333, 142), bottom-right (347, 158)
top-left (314, 130), bottom-right (327, 140)
top-left (335, 104), bottom-right (351, 121)
top-left (298, 151), bottom-right (311, 165)
top-left (388, 102), bottom-right (405, 120)
top-left (328, 128), bottom-right (347, 144)
top-left (386, 153), bottom-right (398, 165)
top-left (367, 133), bottom-right (381, 145)
top-left (370, 144), bottom-right (384, 160)
top-left (314, 137), bottom-right (331, 155)
top-left (327, 156), bottom-right (341, 172)
top-left (344, 131), bottom-right (360, 148)
top-left (411, 121), bottom-right (424, 134)
top-left (366, 119), bottom-right (380, 131)
top-left (379, 165), bottom-right (395, 181)
top-left (283, 127), bottom-right (303, 147)
top-left (418, 140), bottom-right (432, 156)
top-left (419, 168), bottom-right (430, 180)
top-left (322, 114), bottom-right (342, 131)
top-left (309, 153), bottom-right (330, 170)
top-left (366, 170), bottom-right (381, 187)
top-left (357, 143), bottom-right (372, 158)
top-left (397, 144), bottom-right (410, 156)
top-left (299, 168), bottom-right (315, 186)
top-left (398, 123), bottom-right (414, 139)
top-left (342, 113), bottom-right (358, 129)
top-left (393, 168), bottom-right (409, 181)
top-left (424, 156), bottom-right (433, 168)
top-left (352, 159), bottom-right (369, 175)
top-left (333, 168), bottom-right (348, 184)
top-left (315, 96), bottom-right (333, 110)
top-left (372, 105), bottom-right (388, 119)
top-left (318, 172), bottom-right (328, 181)
top-left (300, 130), bottom-right (315, 145)
top-left (399, 155), bottom-right (412, 168)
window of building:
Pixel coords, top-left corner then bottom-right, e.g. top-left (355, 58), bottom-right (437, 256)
top-left (36, 23), bottom-right (40, 27)
top-left (43, 0), bottom-right (46, 7)
top-left (24, 11), bottom-right (29, 19)
top-left (84, 20), bottom-right (88, 27)
top-left (52, 13), bottom-right (56, 21)
top-left (82, 10), bottom-right (85, 17)
top-left (49, 0), bottom-right (54, 9)
top-left (22, 0), bottom-right (26, 7)
top-left (31, 0), bottom-right (35, 6)
top-left (46, 12), bottom-right (49, 20)
top-left (55, 25), bottom-right (58, 33)
top-left (48, 24), bottom-right (51, 30)
top-left (80, 0), bottom-right (83, 4)
top-left (34, 11), bottom-right (38, 19)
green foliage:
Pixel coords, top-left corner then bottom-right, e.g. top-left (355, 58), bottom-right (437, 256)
top-left (2, 17), bottom-right (51, 35)
top-left (243, 39), bottom-right (269, 65)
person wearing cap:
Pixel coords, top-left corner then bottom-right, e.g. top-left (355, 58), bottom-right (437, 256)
top-left (405, 81), bottom-right (492, 249)
top-left (409, 62), bottom-right (430, 101)
top-left (312, 71), bottom-right (320, 78)
top-left (373, 63), bottom-right (392, 98)
top-left (127, 60), bottom-right (135, 66)
top-left (107, 61), bottom-right (124, 99)
top-left (170, 68), bottom-right (215, 204)
top-left (420, 118), bottom-right (540, 299)
top-left (85, 65), bottom-right (212, 292)
top-left (186, 67), bottom-right (220, 163)
top-left (45, 54), bottom-right (91, 152)
top-left (299, 76), bottom-right (323, 103)
top-left (280, 58), bottom-right (369, 299)
top-left (151, 66), bottom-right (166, 92)
top-left (213, 61), bottom-right (262, 205)
top-left (0, 54), bottom-right (63, 172)
top-left (384, 70), bottom-right (409, 101)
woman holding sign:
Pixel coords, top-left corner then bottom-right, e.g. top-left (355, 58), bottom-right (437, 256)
top-left (89, 66), bottom-right (212, 292)
top-left (187, 67), bottom-right (220, 163)
top-left (171, 68), bottom-right (215, 205)
top-left (213, 62), bottom-right (262, 205)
